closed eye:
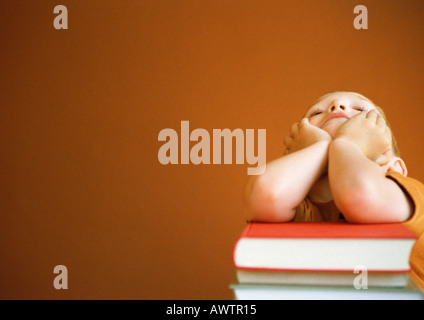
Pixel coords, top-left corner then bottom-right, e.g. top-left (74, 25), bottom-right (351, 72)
top-left (354, 106), bottom-right (367, 112)
top-left (310, 110), bottom-right (323, 117)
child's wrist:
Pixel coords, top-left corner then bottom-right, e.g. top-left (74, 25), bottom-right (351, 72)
top-left (316, 139), bottom-right (332, 148)
top-left (307, 139), bottom-right (331, 152)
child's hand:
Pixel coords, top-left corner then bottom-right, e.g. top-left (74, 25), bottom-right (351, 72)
top-left (284, 118), bottom-right (332, 155)
top-left (333, 110), bottom-right (392, 164)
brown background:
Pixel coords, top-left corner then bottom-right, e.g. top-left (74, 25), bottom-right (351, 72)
top-left (1, 0), bottom-right (424, 299)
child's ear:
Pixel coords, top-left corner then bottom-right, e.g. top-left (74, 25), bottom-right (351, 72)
top-left (388, 157), bottom-right (408, 176)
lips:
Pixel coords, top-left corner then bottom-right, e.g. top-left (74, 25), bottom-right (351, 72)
top-left (321, 112), bottom-right (350, 127)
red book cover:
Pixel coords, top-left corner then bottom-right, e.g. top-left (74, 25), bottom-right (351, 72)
top-left (240, 222), bottom-right (417, 239)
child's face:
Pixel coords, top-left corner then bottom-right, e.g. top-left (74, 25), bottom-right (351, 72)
top-left (304, 92), bottom-right (379, 138)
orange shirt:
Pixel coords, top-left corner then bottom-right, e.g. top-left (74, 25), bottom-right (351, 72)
top-left (294, 171), bottom-right (424, 290)
top-left (387, 172), bottom-right (424, 290)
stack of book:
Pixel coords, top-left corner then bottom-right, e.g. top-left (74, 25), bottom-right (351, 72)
top-left (231, 222), bottom-right (424, 300)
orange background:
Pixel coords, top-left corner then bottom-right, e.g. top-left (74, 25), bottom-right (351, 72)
top-left (1, 0), bottom-right (424, 299)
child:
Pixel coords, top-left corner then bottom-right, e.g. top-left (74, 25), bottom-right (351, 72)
top-left (244, 91), bottom-right (424, 290)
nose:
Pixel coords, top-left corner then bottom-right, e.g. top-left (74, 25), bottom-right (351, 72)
top-left (329, 100), bottom-right (346, 112)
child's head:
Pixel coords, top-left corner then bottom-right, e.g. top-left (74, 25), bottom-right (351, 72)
top-left (304, 91), bottom-right (406, 175)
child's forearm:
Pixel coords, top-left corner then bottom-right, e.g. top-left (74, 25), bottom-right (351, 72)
top-left (328, 138), bottom-right (412, 223)
top-left (245, 140), bottom-right (330, 222)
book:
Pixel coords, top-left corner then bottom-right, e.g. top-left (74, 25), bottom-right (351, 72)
top-left (230, 281), bottom-right (424, 300)
top-left (235, 269), bottom-right (411, 288)
top-left (233, 222), bottom-right (417, 272)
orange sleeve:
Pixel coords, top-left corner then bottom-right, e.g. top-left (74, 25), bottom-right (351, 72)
top-left (386, 171), bottom-right (424, 290)
top-left (410, 236), bottom-right (424, 291)
top-left (386, 171), bottom-right (424, 236)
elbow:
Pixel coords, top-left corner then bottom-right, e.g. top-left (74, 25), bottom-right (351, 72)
top-left (334, 182), bottom-right (410, 224)
top-left (333, 181), bottom-right (380, 224)
top-left (244, 175), bottom-right (295, 222)
top-left (336, 193), bottom-right (372, 224)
